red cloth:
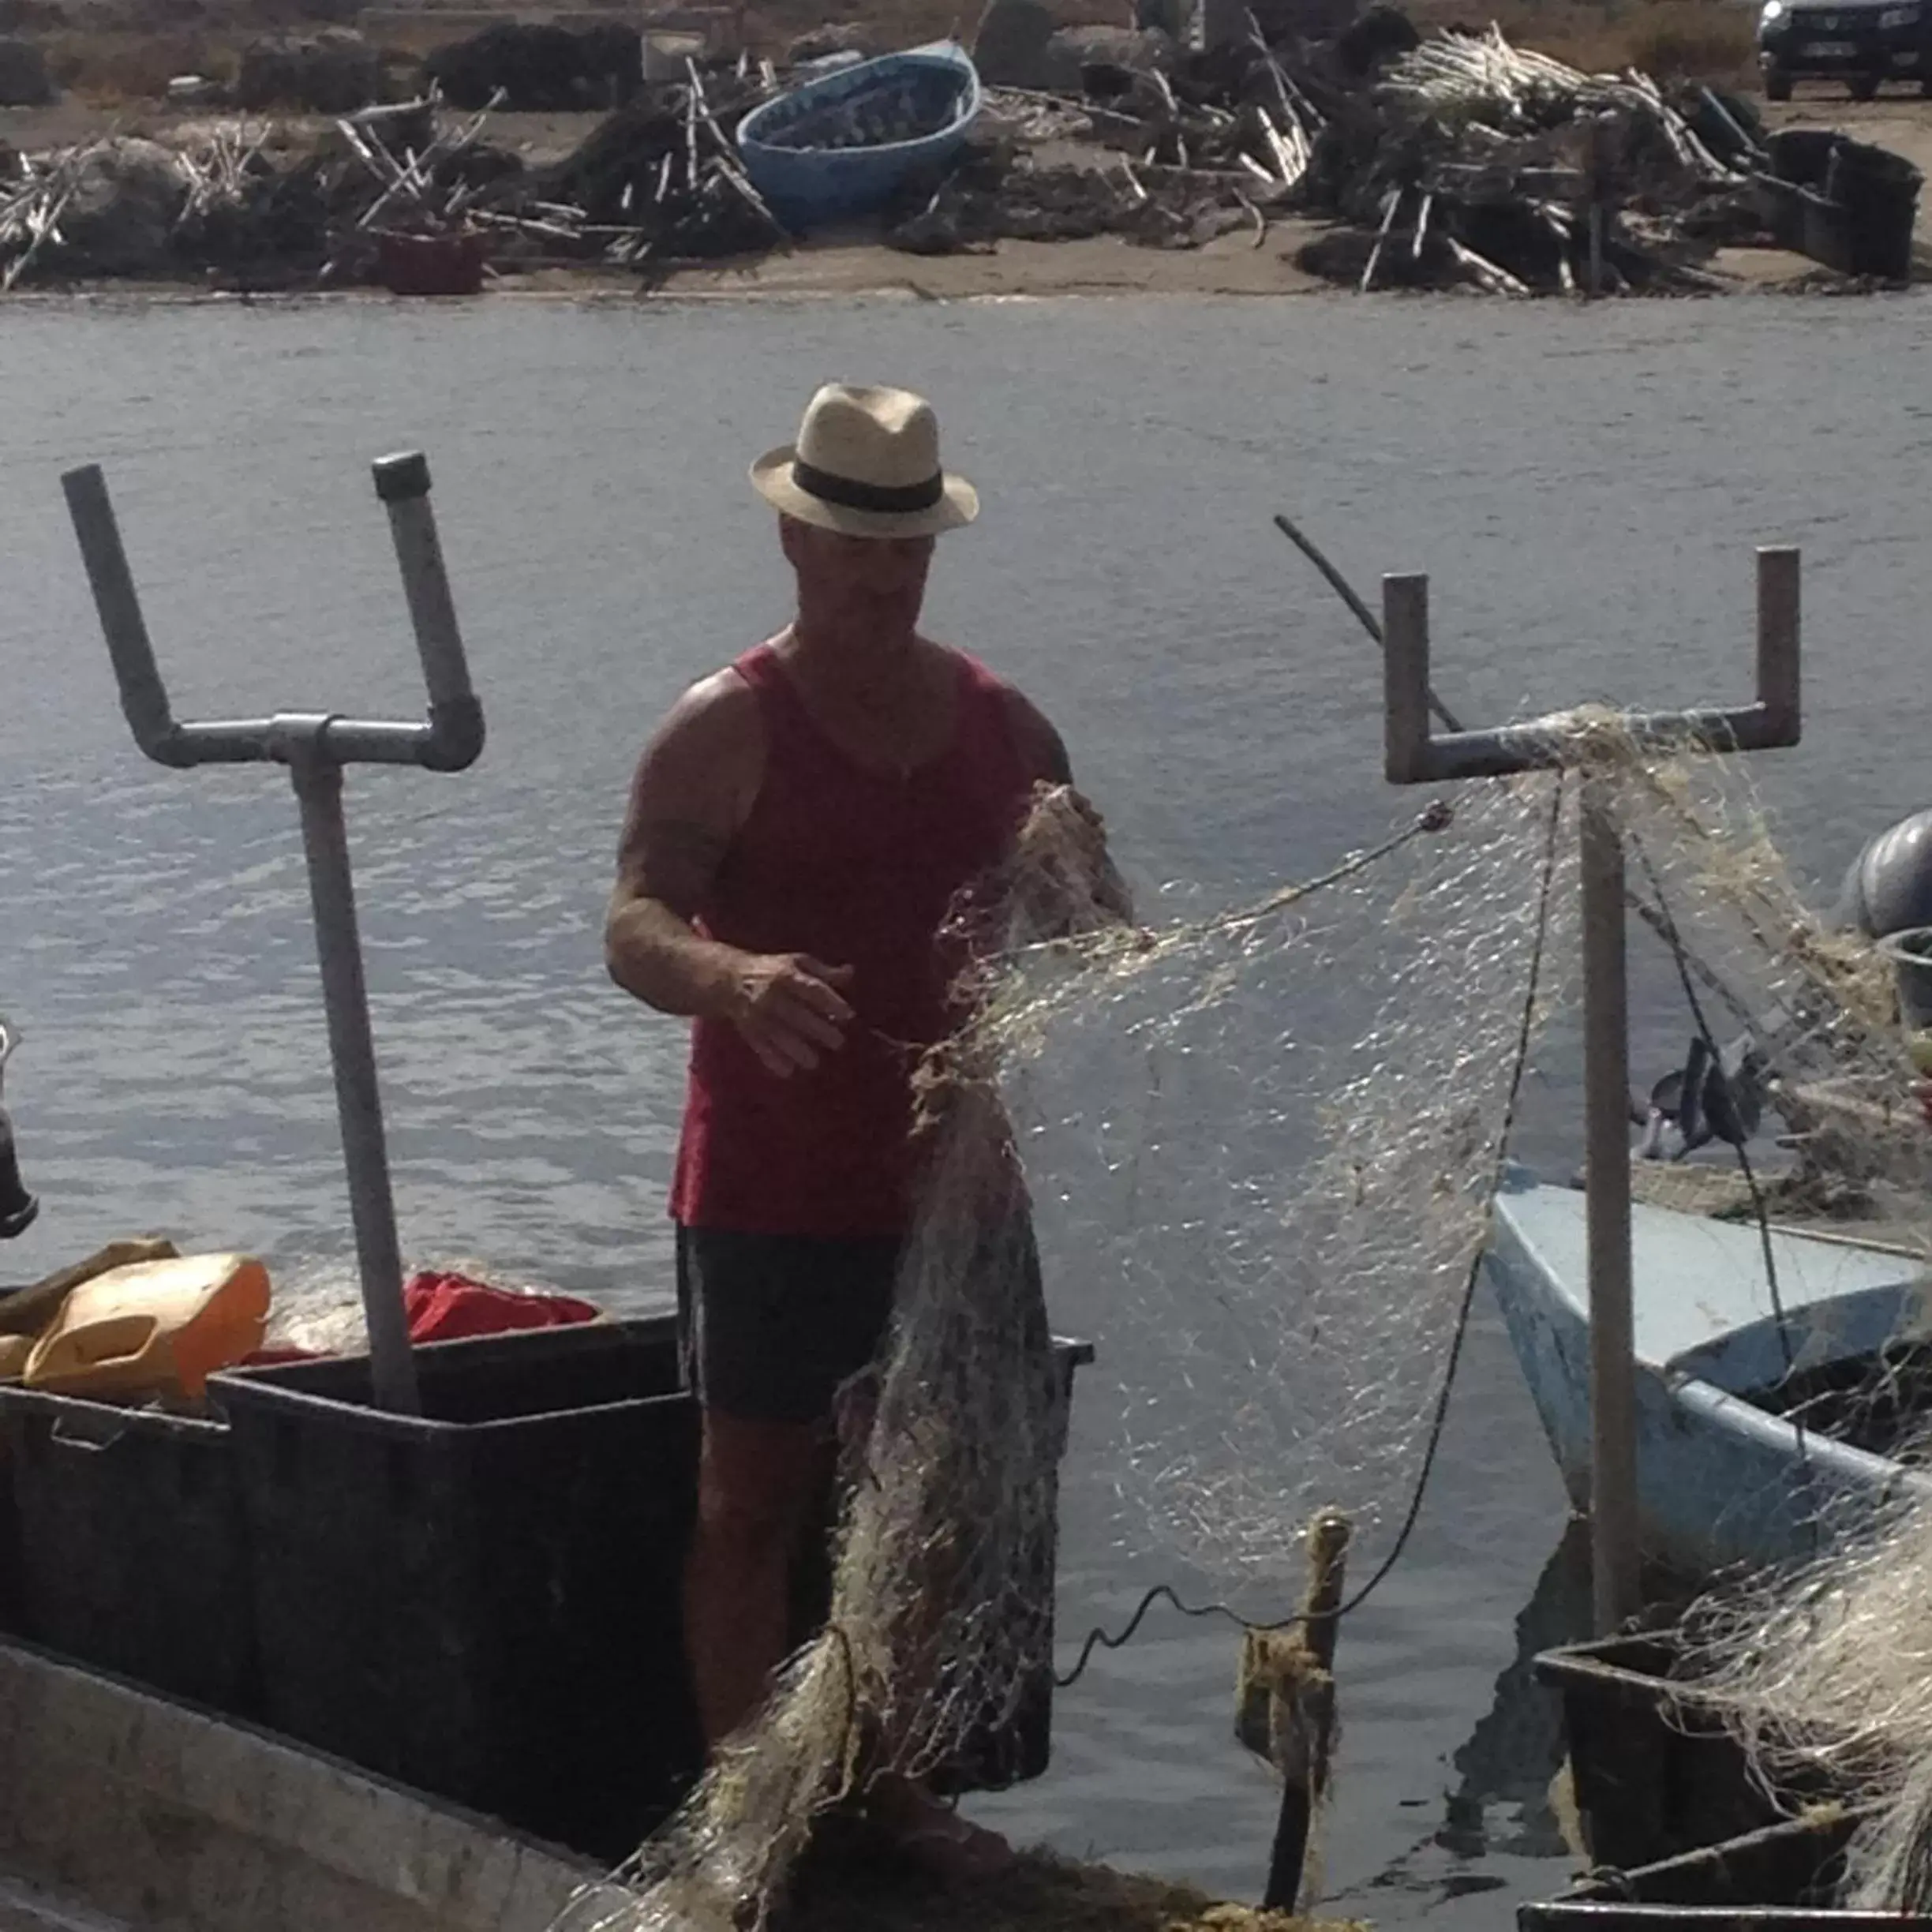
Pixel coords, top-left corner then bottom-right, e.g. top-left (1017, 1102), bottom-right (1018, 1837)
top-left (670, 644), bottom-right (1034, 1238)
top-left (239, 1271), bottom-right (599, 1366)
top-left (402, 1270), bottom-right (600, 1342)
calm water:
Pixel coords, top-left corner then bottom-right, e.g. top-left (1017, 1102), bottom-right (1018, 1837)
top-left (6, 288), bottom-right (1932, 1921)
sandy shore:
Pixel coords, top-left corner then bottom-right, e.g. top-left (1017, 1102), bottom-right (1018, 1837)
top-left (7, 88), bottom-right (1931, 301)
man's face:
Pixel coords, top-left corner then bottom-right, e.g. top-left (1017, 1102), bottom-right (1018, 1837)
top-left (782, 517), bottom-right (935, 636)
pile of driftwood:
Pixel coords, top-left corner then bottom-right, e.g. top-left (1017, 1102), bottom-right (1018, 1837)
top-left (1301, 25), bottom-right (1761, 291)
top-left (891, 17), bottom-right (1768, 290)
top-left (891, 43), bottom-right (1322, 256)
top-left (0, 16), bottom-right (1807, 294)
top-left (0, 59), bottom-right (794, 288)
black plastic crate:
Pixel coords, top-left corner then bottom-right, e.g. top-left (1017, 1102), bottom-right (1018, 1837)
top-left (1536, 1632), bottom-right (1844, 1872)
top-left (0, 1384), bottom-right (258, 1717)
top-left (215, 1317), bottom-right (701, 1862)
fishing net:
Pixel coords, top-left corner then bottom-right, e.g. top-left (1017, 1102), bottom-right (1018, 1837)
top-left (556, 713), bottom-right (1932, 1930)
top-left (550, 771), bottom-right (1582, 1932)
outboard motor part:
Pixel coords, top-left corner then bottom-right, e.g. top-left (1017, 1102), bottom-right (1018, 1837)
top-left (0, 1020), bottom-right (38, 1240)
top-left (1837, 806), bottom-right (1932, 938)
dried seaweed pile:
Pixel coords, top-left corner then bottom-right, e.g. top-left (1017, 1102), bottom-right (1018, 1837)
top-left (0, 62), bottom-right (792, 289)
top-left (889, 47), bottom-right (1320, 256)
top-left (893, 21), bottom-right (1768, 290)
top-left (0, 20), bottom-right (1825, 294)
top-left (0, 125), bottom-right (324, 288)
top-left (513, 65), bottom-right (783, 267)
top-left (1298, 25), bottom-right (1758, 292)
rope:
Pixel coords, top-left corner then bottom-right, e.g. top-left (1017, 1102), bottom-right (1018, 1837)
top-left (1056, 771), bottom-right (1567, 1687)
top-left (1628, 831), bottom-right (1814, 1541)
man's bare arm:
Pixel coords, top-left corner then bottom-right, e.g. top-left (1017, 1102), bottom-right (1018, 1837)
top-left (605, 674), bottom-right (855, 1077)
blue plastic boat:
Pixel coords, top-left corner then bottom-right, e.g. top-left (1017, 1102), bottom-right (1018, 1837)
top-left (736, 40), bottom-right (982, 234)
top-left (1482, 1170), bottom-right (1932, 1579)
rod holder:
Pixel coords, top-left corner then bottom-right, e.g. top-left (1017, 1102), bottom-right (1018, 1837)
top-left (1379, 549), bottom-right (1802, 1635)
top-left (61, 451), bottom-right (487, 1415)
top-left (1384, 547), bottom-right (1803, 784)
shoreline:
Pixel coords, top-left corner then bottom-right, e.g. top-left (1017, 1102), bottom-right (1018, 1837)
top-left (6, 95), bottom-right (1931, 305)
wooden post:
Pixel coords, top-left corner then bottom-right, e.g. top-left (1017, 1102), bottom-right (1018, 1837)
top-left (1260, 1510), bottom-right (1351, 1912)
top-left (1581, 778), bottom-right (1639, 1634)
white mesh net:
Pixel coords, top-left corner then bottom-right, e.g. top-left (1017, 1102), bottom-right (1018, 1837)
top-left (560, 722), bottom-right (1932, 1928)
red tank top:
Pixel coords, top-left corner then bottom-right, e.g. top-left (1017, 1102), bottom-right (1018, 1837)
top-left (670, 642), bottom-right (1035, 1238)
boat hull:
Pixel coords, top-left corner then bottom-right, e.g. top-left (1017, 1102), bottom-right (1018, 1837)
top-left (736, 42), bottom-right (981, 234)
top-left (1482, 1175), bottom-right (1932, 1579)
top-left (0, 1635), bottom-right (593, 1931)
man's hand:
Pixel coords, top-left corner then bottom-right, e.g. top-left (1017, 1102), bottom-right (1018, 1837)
top-left (1032, 781), bottom-right (1135, 925)
top-left (726, 953), bottom-right (856, 1077)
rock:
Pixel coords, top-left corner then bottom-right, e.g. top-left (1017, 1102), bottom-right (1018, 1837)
top-left (1335, 3), bottom-right (1419, 78)
top-left (0, 35), bottom-right (54, 105)
top-left (784, 21), bottom-right (874, 64)
top-left (58, 138), bottom-right (187, 275)
top-left (235, 29), bottom-right (380, 113)
top-left (969, 0), bottom-right (1057, 88)
top-left (423, 20), bottom-right (639, 111)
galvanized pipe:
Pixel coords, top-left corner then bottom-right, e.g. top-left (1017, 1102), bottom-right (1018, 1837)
top-left (1757, 545), bottom-right (1801, 745)
top-left (62, 451), bottom-right (480, 1416)
top-left (1383, 574), bottom-right (1432, 786)
top-left (1383, 554), bottom-right (1803, 785)
top-left (375, 453), bottom-right (484, 774)
top-left (1582, 778), bottom-right (1640, 1634)
top-left (290, 745), bottom-right (419, 1417)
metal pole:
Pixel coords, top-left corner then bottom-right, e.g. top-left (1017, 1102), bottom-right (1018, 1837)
top-left (1758, 545), bottom-right (1801, 743)
top-left (289, 747), bottom-right (419, 1417)
top-left (1383, 574), bottom-right (1432, 785)
top-left (1582, 777), bottom-right (1638, 1633)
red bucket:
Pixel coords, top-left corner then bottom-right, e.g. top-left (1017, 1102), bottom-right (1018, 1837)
top-left (376, 230), bottom-right (488, 298)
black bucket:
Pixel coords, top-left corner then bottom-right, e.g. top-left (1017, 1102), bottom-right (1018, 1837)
top-left (1769, 126), bottom-right (1844, 187)
top-left (1534, 1633), bottom-right (1828, 1870)
top-left (217, 1318), bottom-right (702, 1862)
top-left (217, 1315), bottom-right (1093, 1860)
top-left (1825, 139), bottom-right (1922, 279)
top-left (0, 1385), bottom-right (258, 1717)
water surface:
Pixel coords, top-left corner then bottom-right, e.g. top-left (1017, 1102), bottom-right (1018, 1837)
top-left (5, 289), bottom-right (1931, 1919)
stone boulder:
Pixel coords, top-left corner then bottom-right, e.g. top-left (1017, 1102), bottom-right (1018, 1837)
top-left (423, 20), bottom-right (639, 111)
top-left (0, 35), bottom-right (54, 105)
top-left (58, 139), bottom-right (186, 275)
top-left (969, 0), bottom-right (1056, 88)
top-left (234, 29), bottom-right (380, 113)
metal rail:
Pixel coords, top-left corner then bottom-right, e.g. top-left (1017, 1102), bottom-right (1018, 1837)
top-left (61, 451), bottom-right (485, 1416)
top-left (1380, 548), bottom-right (1802, 1634)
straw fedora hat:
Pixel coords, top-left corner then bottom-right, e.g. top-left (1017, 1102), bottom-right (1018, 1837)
top-left (751, 383), bottom-right (978, 540)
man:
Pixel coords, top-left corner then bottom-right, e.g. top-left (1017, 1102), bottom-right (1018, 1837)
top-left (605, 382), bottom-right (1105, 1870)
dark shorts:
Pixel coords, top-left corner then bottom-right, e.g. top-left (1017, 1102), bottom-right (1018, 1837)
top-left (675, 1226), bottom-right (901, 1425)
top-left (674, 1219), bottom-right (1047, 1426)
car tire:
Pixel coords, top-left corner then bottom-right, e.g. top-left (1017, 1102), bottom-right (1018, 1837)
top-left (1850, 72), bottom-right (1881, 97)
top-left (1920, 73), bottom-right (1932, 95)
top-left (1765, 66), bottom-right (1794, 98)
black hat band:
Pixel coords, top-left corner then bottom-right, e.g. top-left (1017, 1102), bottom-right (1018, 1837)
top-left (792, 459), bottom-right (945, 515)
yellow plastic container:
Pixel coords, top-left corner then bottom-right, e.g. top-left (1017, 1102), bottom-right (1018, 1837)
top-left (24, 1253), bottom-right (271, 1401)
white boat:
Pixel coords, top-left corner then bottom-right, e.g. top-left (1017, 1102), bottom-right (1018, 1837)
top-left (0, 1633), bottom-right (594, 1931)
top-left (1482, 1169), bottom-right (1932, 1578)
